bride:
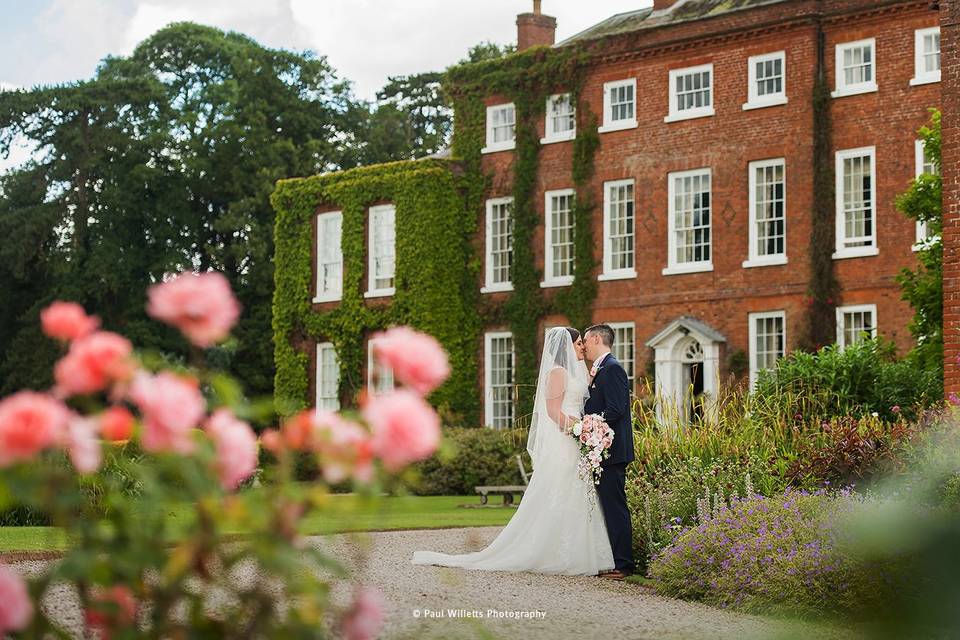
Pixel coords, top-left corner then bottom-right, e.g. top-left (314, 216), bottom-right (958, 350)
top-left (411, 327), bottom-right (614, 575)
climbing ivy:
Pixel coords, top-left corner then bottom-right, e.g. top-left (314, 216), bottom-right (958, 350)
top-left (446, 44), bottom-right (599, 421)
top-left (802, 40), bottom-right (840, 352)
top-left (270, 159), bottom-right (480, 422)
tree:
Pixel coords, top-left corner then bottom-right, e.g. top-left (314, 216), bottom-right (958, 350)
top-left (896, 109), bottom-right (942, 377)
top-left (355, 41), bottom-right (517, 164)
top-left (0, 23), bottom-right (362, 398)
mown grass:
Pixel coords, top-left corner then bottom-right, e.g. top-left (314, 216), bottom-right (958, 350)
top-left (0, 494), bottom-right (516, 553)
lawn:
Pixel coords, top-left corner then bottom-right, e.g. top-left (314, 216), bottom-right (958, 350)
top-left (0, 494), bottom-right (516, 553)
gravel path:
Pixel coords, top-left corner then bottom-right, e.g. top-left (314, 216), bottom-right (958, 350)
top-left (8, 526), bottom-right (856, 639)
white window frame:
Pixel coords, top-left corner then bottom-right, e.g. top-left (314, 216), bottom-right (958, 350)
top-left (599, 79), bottom-right (638, 133)
top-left (482, 197), bottom-right (514, 293)
top-left (831, 38), bottom-right (878, 98)
top-left (542, 93), bottom-right (576, 144)
top-left (910, 27), bottom-right (941, 86)
top-left (836, 304), bottom-right (878, 349)
top-left (367, 338), bottom-right (394, 396)
top-left (484, 331), bottom-right (515, 429)
top-left (315, 342), bottom-right (340, 411)
top-left (743, 158), bottom-right (788, 268)
top-left (743, 51), bottom-right (788, 110)
top-left (314, 211), bottom-right (343, 303)
top-left (608, 322), bottom-right (636, 391)
top-left (541, 188), bottom-right (576, 288)
top-left (748, 311), bottom-right (786, 389)
top-left (665, 63), bottom-right (715, 123)
top-left (664, 168), bottom-right (714, 275)
top-left (365, 204), bottom-right (396, 298)
top-left (599, 179), bottom-right (637, 281)
top-left (833, 147), bottom-right (879, 259)
top-left (482, 103), bottom-right (516, 154)
top-left (914, 139), bottom-right (939, 250)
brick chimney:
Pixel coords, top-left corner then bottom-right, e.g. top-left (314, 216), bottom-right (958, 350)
top-left (517, 0), bottom-right (557, 51)
top-left (653, 0), bottom-right (679, 9)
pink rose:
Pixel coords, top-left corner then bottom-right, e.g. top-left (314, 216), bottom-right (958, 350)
top-left (128, 372), bottom-right (205, 454)
top-left (100, 406), bottom-right (134, 442)
top-left (371, 327), bottom-right (450, 396)
top-left (579, 431), bottom-right (589, 444)
top-left (85, 584), bottom-right (137, 639)
top-left (362, 390), bottom-right (441, 472)
top-left (339, 587), bottom-right (385, 640)
top-left (41, 301), bottom-right (100, 342)
top-left (313, 411), bottom-right (374, 484)
top-left (65, 416), bottom-right (102, 474)
top-left (205, 409), bottom-right (258, 490)
top-left (146, 272), bottom-right (241, 348)
top-left (0, 391), bottom-right (70, 466)
top-left (53, 332), bottom-right (135, 397)
top-left (0, 564), bottom-right (32, 634)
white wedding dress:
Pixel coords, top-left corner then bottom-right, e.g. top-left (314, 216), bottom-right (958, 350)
top-left (411, 328), bottom-right (615, 575)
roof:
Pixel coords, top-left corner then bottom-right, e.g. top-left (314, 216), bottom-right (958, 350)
top-left (645, 315), bottom-right (727, 348)
top-left (559, 0), bottom-right (792, 45)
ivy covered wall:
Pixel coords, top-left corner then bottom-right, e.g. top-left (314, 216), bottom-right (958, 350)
top-left (270, 159), bottom-right (480, 422)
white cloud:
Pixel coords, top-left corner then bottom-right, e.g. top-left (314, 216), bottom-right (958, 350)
top-left (2, 0), bottom-right (652, 100)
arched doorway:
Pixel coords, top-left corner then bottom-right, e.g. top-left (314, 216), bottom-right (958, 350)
top-left (645, 316), bottom-right (726, 428)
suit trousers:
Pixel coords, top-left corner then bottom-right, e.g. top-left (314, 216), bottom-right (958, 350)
top-left (596, 462), bottom-right (634, 573)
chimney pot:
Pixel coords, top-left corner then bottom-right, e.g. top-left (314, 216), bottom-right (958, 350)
top-left (517, 2), bottom-right (556, 51)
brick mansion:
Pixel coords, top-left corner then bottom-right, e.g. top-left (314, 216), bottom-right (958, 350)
top-left (272, 0), bottom-right (945, 428)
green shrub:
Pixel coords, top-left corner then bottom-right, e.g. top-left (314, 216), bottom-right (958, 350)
top-left (406, 427), bottom-right (530, 495)
top-left (754, 338), bottom-right (941, 423)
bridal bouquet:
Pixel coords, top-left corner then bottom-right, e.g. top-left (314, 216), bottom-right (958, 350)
top-left (569, 413), bottom-right (614, 485)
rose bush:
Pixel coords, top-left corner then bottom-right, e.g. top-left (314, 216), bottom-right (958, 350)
top-left (0, 271), bottom-right (447, 638)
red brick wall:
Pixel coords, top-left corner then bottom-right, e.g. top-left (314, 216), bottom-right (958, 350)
top-left (474, 0), bottom-right (939, 416)
top-left (943, 0), bottom-right (960, 394)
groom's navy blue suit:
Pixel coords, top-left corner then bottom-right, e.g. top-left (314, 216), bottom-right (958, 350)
top-left (583, 352), bottom-right (635, 574)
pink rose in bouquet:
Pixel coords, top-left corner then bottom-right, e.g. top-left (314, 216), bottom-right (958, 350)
top-left (568, 413), bottom-right (615, 485)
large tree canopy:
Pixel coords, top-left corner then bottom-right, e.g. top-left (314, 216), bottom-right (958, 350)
top-left (0, 22), bottom-right (361, 397)
top-left (0, 25), bottom-right (515, 400)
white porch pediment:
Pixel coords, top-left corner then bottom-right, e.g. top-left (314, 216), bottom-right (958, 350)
top-left (645, 315), bottom-right (727, 349)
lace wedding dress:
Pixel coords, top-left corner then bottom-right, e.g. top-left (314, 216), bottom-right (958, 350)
top-left (411, 328), bottom-right (614, 575)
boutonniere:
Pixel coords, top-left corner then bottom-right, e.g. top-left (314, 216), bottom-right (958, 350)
top-left (590, 363), bottom-right (604, 377)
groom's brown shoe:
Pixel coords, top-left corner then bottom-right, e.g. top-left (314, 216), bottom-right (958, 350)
top-left (598, 569), bottom-right (627, 580)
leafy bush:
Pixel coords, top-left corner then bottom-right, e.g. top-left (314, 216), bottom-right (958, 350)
top-left (753, 338), bottom-right (941, 423)
top-left (648, 490), bottom-right (903, 617)
top-left (406, 427), bottom-right (530, 495)
top-left (786, 415), bottom-right (917, 488)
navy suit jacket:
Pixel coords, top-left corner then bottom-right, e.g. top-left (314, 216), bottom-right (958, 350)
top-left (583, 353), bottom-right (634, 467)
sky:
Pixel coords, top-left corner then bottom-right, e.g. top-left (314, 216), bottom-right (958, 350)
top-left (0, 0), bottom-right (652, 100)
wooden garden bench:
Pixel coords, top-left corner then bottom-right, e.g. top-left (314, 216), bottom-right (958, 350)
top-left (473, 454), bottom-right (530, 506)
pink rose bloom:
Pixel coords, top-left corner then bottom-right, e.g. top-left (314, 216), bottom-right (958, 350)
top-left (313, 411), bottom-right (374, 484)
top-left (0, 565), bottom-right (32, 634)
top-left (0, 391), bottom-right (71, 466)
top-left (371, 327), bottom-right (450, 396)
top-left (53, 332), bottom-right (135, 397)
top-left (100, 406), bottom-right (135, 442)
top-left (128, 372), bottom-right (205, 454)
top-left (146, 272), bottom-right (241, 348)
top-left (339, 587), bottom-right (385, 640)
top-left (41, 301), bottom-right (100, 342)
top-left (579, 431), bottom-right (590, 444)
top-left (205, 409), bottom-right (258, 490)
top-left (362, 390), bottom-right (440, 472)
top-left (65, 416), bottom-right (102, 474)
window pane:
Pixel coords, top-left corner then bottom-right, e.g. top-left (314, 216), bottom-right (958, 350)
top-left (672, 172), bottom-right (711, 264)
top-left (607, 183), bottom-right (634, 270)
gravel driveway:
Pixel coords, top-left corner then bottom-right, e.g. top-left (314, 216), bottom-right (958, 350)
top-left (7, 526), bottom-right (856, 639)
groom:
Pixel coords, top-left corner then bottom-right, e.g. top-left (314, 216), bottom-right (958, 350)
top-left (582, 324), bottom-right (635, 579)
